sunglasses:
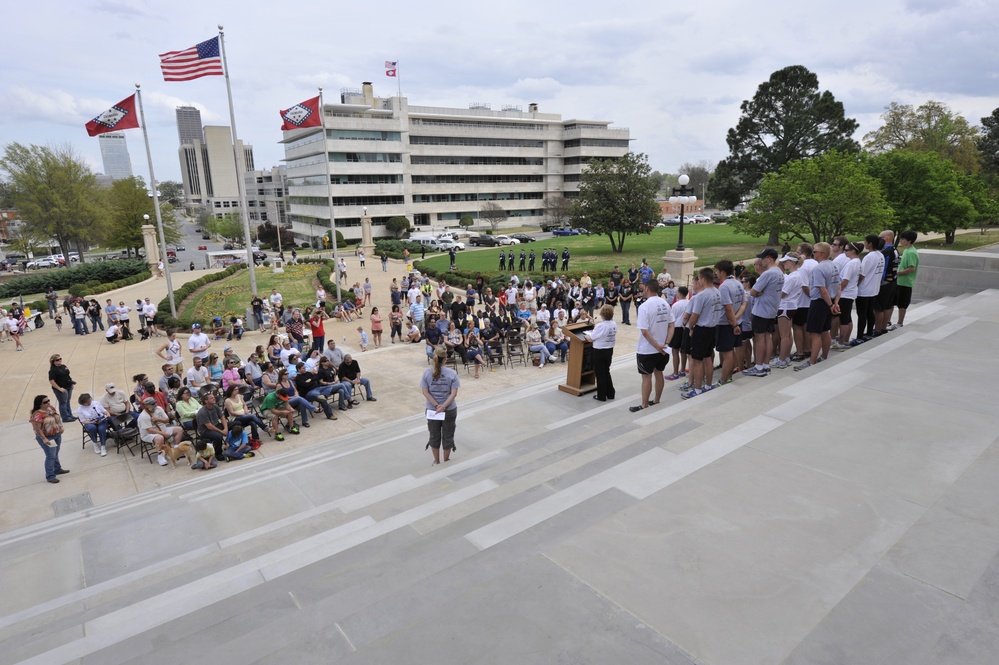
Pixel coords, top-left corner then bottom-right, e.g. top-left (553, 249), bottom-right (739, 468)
top-left (42, 399), bottom-right (50, 404)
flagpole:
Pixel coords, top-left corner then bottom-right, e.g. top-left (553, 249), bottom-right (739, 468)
top-left (217, 25), bottom-right (258, 295)
top-left (135, 84), bottom-right (177, 318)
top-left (396, 62), bottom-right (402, 99)
top-left (318, 88), bottom-right (343, 304)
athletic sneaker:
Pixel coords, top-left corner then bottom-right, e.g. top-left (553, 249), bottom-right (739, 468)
top-left (665, 373), bottom-right (684, 381)
top-left (830, 341), bottom-right (848, 352)
top-left (680, 389), bottom-right (701, 400)
top-left (771, 359), bottom-right (791, 369)
top-left (677, 382), bottom-right (691, 391)
top-left (794, 360), bottom-right (812, 372)
top-left (701, 384), bottom-right (714, 392)
top-left (849, 338), bottom-right (864, 347)
top-left (887, 323), bottom-right (899, 331)
top-left (742, 367), bottom-right (769, 377)
top-left (790, 353), bottom-right (808, 362)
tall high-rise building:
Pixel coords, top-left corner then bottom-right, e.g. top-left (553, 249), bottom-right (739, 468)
top-left (176, 106), bottom-right (203, 145)
top-left (98, 132), bottom-right (133, 181)
top-left (280, 82), bottom-right (630, 242)
top-left (179, 126), bottom-right (254, 215)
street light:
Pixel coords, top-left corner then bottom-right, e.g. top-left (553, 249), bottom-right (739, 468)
top-left (669, 174), bottom-right (698, 252)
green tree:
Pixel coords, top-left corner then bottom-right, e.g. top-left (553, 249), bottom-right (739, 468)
top-left (103, 176), bottom-right (154, 253)
top-left (867, 150), bottom-right (975, 244)
top-left (479, 201), bottom-right (508, 232)
top-left (977, 107), bottom-right (999, 175)
top-left (735, 150), bottom-right (893, 244)
top-left (709, 65), bottom-right (860, 210)
top-left (157, 180), bottom-right (185, 207)
top-left (1, 142), bottom-right (106, 258)
top-left (459, 214), bottom-right (474, 228)
top-left (864, 101), bottom-right (981, 173)
top-left (214, 213), bottom-right (244, 243)
top-left (569, 152), bottom-right (661, 253)
top-left (386, 215), bottom-right (410, 237)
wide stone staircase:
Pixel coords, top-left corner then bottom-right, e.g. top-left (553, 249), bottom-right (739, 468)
top-left (2, 290), bottom-right (999, 665)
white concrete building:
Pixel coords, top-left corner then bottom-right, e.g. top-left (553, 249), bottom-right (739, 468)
top-left (178, 125), bottom-right (255, 217)
top-left (244, 166), bottom-right (288, 228)
top-left (280, 83), bottom-right (630, 243)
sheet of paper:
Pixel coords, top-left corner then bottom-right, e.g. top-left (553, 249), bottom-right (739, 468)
top-left (426, 409), bottom-right (446, 421)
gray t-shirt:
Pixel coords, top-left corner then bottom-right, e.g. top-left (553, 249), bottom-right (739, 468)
top-left (718, 277), bottom-right (745, 323)
top-left (421, 367), bottom-right (460, 411)
top-left (810, 260), bottom-right (841, 301)
top-left (688, 287), bottom-right (723, 328)
top-left (751, 267), bottom-right (784, 319)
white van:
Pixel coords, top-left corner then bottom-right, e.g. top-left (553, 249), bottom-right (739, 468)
top-left (410, 235), bottom-right (443, 251)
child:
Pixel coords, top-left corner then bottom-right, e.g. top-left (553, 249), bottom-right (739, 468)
top-left (54, 313), bottom-right (63, 331)
top-left (191, 440), bottom-right (217, 470)
top-left (224, 424), bottom-right (255, 460)
top-left (357, 326), bottom-right (369, 352)
top-left (211, 317), bottom-right (225, 340)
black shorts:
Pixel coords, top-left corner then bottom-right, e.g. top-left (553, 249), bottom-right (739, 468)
top-left (714, 324), bottom-right (735, 353)
top-left (875, 282), bottom-right (897, 312)
top-left (792, 308), bottom-right (809, 326)
top-left (637, 352), bottom-right (669, 375)
top-left (740, 328), bottom-right (754, 342)
top-left (690, 326), bottom-right (716, 361)
top-left (806, 300), bottom-right (833, 333)
top-left (752, 314), bottom-right (776, 334)
top-left (837, 298), bottom-right (854, 324)
top-left (668, 325), bottom-right (684, 350)
top-left (680, 327), bottom-right (691, 354)
top-left (896, 285), bottom-right (913, 310)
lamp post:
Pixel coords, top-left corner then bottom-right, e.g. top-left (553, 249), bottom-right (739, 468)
top-left (669, 174), bottom-right (698, 252)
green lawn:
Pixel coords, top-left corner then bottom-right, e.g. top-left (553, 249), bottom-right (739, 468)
top-left (419, 225), bottom-right (769, 278)
top-left (417, 225), bottom-right (999, 282)
top-left (179, 263), bottom-right (322, 322)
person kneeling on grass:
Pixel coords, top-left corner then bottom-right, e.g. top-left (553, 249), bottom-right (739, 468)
top-left (224, 424), bottom-right (255, 460)
top-left (260, 388), bottom-right (299, 441)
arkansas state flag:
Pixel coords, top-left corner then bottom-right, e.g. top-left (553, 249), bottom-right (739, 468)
top-left (279, 96), bottom-right (322, 130)
top-left (385, 60), bottom-right (397, 77)
top-left (85, 94), bottom-right (140, 137)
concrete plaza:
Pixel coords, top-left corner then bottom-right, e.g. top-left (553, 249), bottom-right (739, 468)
top-left (1, 260), bottom-right (998, 662)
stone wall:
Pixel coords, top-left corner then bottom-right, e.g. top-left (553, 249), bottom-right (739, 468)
top-left (912, 248), bottom-right (999, 301)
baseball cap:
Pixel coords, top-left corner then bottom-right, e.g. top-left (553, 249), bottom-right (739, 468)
top-left (778, 252), bottom-right (800, 264)
top-left (142, 397), bottom-right (156, 405)
top-left (192, 323), bottom-right (201, 329)
top-left (756, 248), bottom-right (779, 260)
top-left (105, 382), bottom-right (115, 391)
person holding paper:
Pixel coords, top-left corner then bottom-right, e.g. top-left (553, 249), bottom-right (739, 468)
top-left (420, 347), bottom-right (460, 466)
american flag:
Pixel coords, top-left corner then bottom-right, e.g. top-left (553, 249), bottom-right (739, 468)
top-left (159, 37), bottom-right (224, 81)
top-left (384, 60), bottom-right (397, 68)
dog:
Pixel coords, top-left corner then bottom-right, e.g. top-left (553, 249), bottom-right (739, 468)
top-left (156, 440), bottom-right (196, 467)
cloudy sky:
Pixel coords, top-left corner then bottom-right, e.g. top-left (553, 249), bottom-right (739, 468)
top-left (2, 0), bottom-right (998, 185)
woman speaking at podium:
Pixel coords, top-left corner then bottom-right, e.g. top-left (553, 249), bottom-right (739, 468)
top-left (585, 305), bottom-right (618, 402)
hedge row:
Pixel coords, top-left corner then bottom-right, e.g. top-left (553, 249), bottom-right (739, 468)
top-left (71, 270), bottom-right (153, 299)
top-left (374, 239), bottom-right (425, 260)
top-left (0, 260), bottom-right (148, 299)
top-left (155, 264), bottom-right (247, 330)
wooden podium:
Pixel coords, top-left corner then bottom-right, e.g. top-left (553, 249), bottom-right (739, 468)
top-left (558, 321), bottom-right (596, 396)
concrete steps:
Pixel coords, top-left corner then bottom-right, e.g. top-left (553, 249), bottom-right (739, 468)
top-left (2, 291), bottom-right (996, 664)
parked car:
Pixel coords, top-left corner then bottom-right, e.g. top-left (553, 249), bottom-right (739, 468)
top-left (27, 257), bottom-right (59, 269)
top-left (202, 233), bottom-right (211, 240)
top-left (252, 250), bottom-right (268, 262)
top-left (510, 233), bottom-right (536, 243)
top-left (468, 234), bottom-right (500, 247)
top-left (552, 228), bottom-right (579, 236)
top-left (438, 239), bottom-right (466, 251)
top-left (689, 214), bottom-right (710, 224)
top-left (495, 235), bottom-right (520, 245)
top-left (222, 243), bottom-right (234, 250)
top-left (171, 244), bottom-right (186, 251)
top-left (198, 245), bottom-right (208, 251)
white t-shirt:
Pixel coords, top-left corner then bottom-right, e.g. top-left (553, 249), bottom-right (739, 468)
top-left (839, 257), bottom-right (861, 300)
top-left (779, 271), bottom-right (803, 311)
top-left (859, 251), bottom-right (885, 298)
top-left (142, 303), bottom-right (157, 319)
top-left (188, 332), bottom-right (211, 360)
top-left (797, 258), bottom-right (818, 308)
top-left (636, 296), bottom-right (674, 355)
top-left (186, 365), bottom-right (210, 388)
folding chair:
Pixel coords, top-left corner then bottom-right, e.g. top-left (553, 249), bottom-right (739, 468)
top-left (485, 340), bottom-right (507, 369)
top-left (506, 334), bottom-right (527, 367)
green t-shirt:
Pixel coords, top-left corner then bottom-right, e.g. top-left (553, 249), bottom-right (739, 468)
top-left (897, 246), bottom-right (919, 288)
top-left (260, 391), bottom-right (287, 412)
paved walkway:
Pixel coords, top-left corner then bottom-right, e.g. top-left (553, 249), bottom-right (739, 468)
top-left (0, 253), bottom-right (644, 531)
top-left (1, 289), bottom-right (997, 663)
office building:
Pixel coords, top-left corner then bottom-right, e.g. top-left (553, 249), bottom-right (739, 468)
top-left (98, 132), bottom-right (133, 181)
top-left (280, 82), bottom-right (630, 242)
top-left (176, 106), bottom-right (203, 145)
top-left (178, 125), bottom-right (255, 215)
top-left (244, 166), bottom-right (288, 227)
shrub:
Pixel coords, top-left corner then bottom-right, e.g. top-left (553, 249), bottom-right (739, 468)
top-left (0, 260), bottom-right (148, 299)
